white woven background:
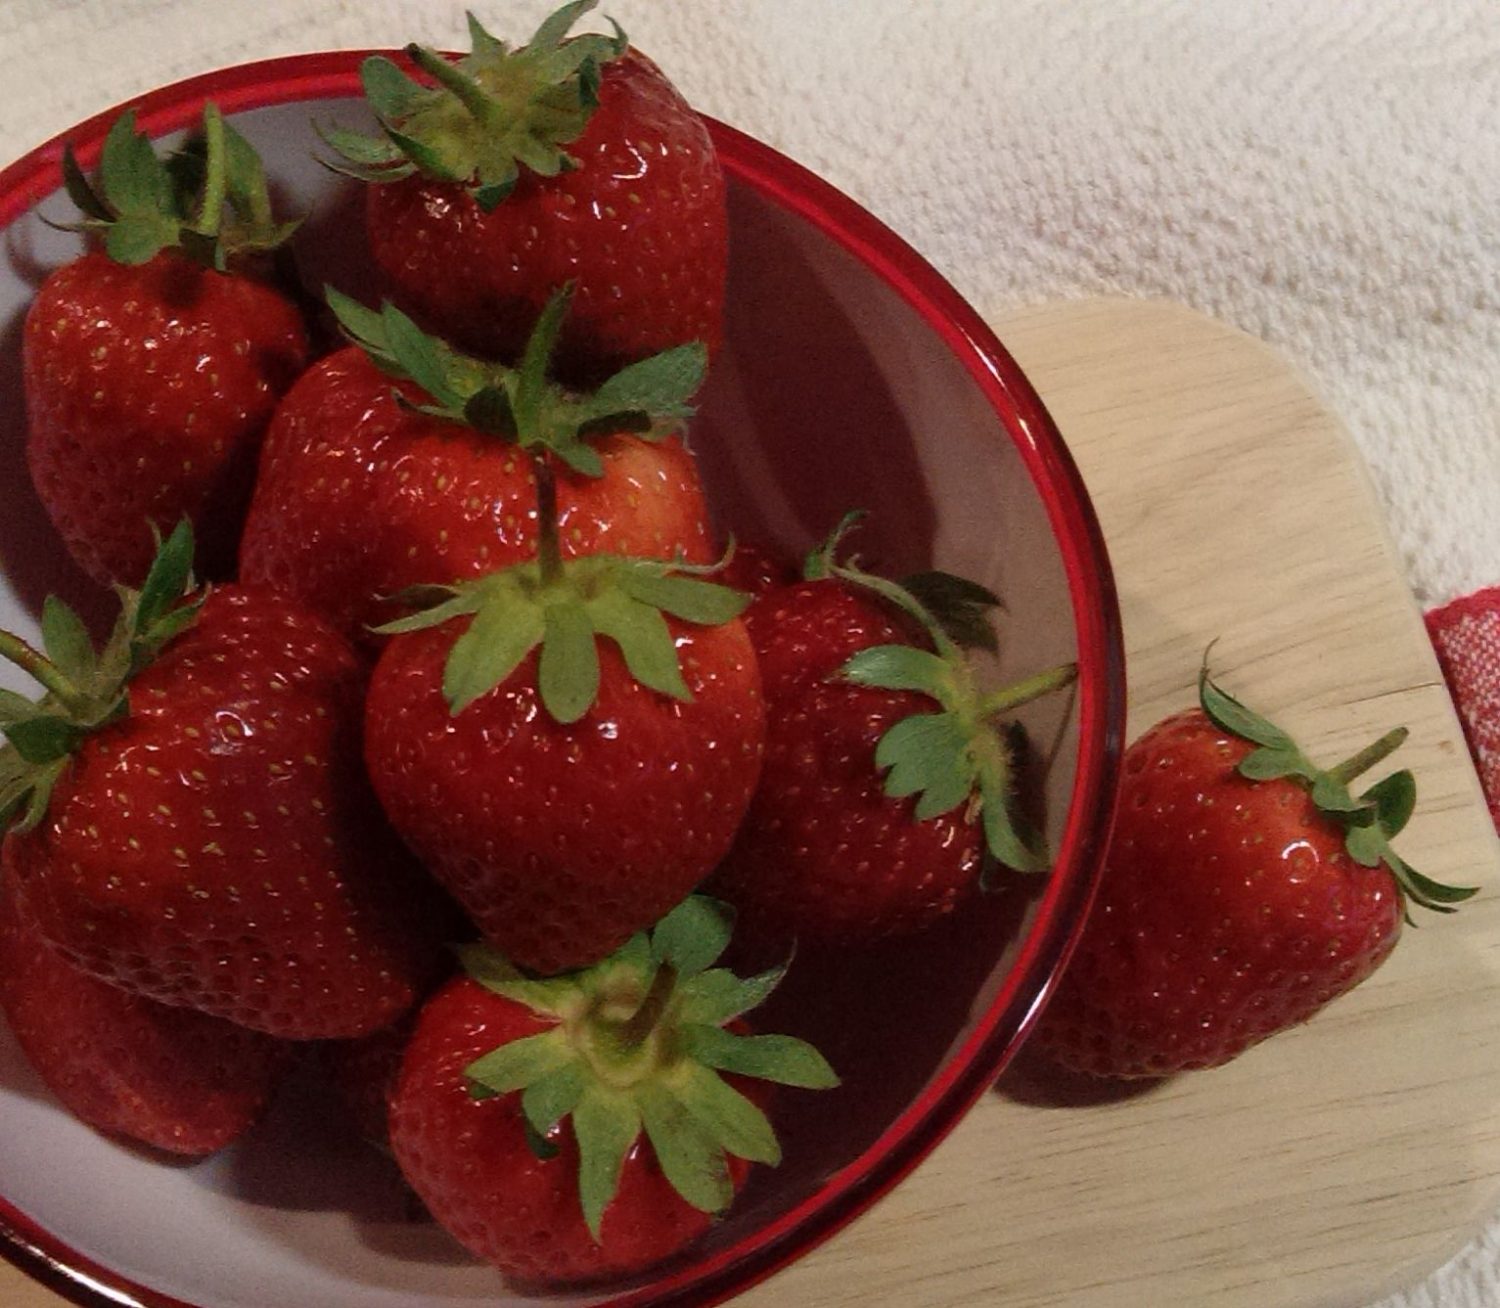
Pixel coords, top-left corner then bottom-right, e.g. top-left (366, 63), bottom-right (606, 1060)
top-left (1, 1), bottom-right (1498, 1303)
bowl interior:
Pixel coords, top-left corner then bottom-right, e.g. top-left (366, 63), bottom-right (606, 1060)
top-left (0, 81), bottom-right (1115, 1308)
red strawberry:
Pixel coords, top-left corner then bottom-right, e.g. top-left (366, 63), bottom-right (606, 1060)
top-left (239, 292), bottom-right (715, 642)
top-left (388, 897), bottom-right (836, 1282)
top-left (0, 867), bottom-right (289, 1156)
top-left (24, 105), bottom-right (309, 586)
top-left (718, 539), bottom-right (800, 600)
top-left (709, 521), bottom-right (1075, 944)
top-left (1033, 665), bottom-right (1477, 1079)
top-left (324, 2), bottom-right (725, 378)
top-left (0, 524), bottom-right (445, 1038)
top-left (365, 561), bottom-right (763, 975)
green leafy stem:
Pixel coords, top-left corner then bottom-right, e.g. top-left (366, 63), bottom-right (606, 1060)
top-left (1198, 660), bottom-right (1477, 917)
top-left (320, 1), bottom-right (629, 209)
top-left (61, 104), bottom-right (298, 268)
top-left (0, 521), bottom-right (202, 832)
top-left (459, 895), bottom-right (838, 1239)
top-left (808, 512), bottom-right (1077, 873)
top-left (377, 551), bottom-right (748, 723)
top-left (327, 284), bottom-right (706, 477)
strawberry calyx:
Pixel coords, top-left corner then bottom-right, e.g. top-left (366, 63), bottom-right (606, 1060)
top-left (0, 522), bottom-right (203, 833)
top-left (456, 895), bottom-right (838, 1240)
top-left (1198, 661), bottom-right (1478, 917)
top-left (375, 549), bottom-right (748, 723)
top-left (328, 285), bottom-right (705, 477)
top-left (810, 513), bottom-right (1077, 873)
top-left (322, 1), bottom-right (628, 211)
top-left (59, 105), bottom-right (300, 270)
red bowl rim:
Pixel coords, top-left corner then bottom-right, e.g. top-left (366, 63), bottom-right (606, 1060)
top-left (0, 49), bottom-right (1126, 1308)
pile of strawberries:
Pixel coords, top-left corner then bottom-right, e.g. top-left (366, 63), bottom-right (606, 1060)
top-left (0, 2), bottom-right (1078, 1286)
top-left (0, 0), bottom-right (1477, 1293)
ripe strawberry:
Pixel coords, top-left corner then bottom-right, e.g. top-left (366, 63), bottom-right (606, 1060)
top-left (323, 2), bottom-right (726, 379)
top-left (365, 556), bottom-right (763, 974)
top-left (388, 897), bottom-right (836, 1282)
top-left (0, 867), bottom-right (289, 1156)
top-left (0, 524), bottom-right (445, 1039)
top-left (1033, 665), bottom-right (1477, 1079)
top-left (718, 539), bottom-right (800, 599)
top-left (709, 520), bottom-right (1075, 944)
top-left (24, 105), bottom-right (309, 586)
top-left (239, 290), bottom-right (715, 642)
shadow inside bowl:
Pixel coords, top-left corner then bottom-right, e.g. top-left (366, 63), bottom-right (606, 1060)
top-left (0, 238), bottom-right (109, 633)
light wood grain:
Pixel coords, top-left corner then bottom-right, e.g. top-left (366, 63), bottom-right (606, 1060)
top-left (4, 297), bottom-right (1497, 1307)
top-left (730, 297), bottom-right (1500, 1308)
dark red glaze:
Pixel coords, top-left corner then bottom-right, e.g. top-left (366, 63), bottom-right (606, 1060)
top-left (23, 250), bottom-right (309, 586)
top-left (6, 586), bottom-right (444, 1039)
top-left (238, 346), bottom-right (717, 642)
top-left (1034, 710), bottom-right (1403, 1078)
top-left (365, 614), bottom-right (764, 977)
top-left (366, 50), bottom-right (727, 380)
top-left (0, 870), bottom-right (288, 1156)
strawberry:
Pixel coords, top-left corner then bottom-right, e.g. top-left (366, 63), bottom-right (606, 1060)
top-left (717, 539), bottom-right (800, 599)
top-left (1033, 664), bottom-right (1478, 1079)
top-left (708, 519), bottom-right (1075, 945)
top-left (322, 2), bottom-right (726, 379)
top-left (388, 896), bottom-right (836, 1282)
top-left (239, 290), bottom-right (716, 642)
top-left (0, 866), bottom-right (289, 1156)
top-left (365, 562), bottom-right (763, 974)
top-left (24, 105), bottom-right (309, 586)
top-left (0, 524), bottom-right (445, 1039)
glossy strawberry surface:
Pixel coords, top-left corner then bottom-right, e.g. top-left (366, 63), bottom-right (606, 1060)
top-left (365, 616), bottom-right (764, 975)
top-left (1034, 709), bottom-right (1405, 1078)
top-left (5, 586), bottom-right (443, 1038)
top-left (0, 869), bottom-right (288, 1155)
top-left (366, 51), bottom-right (726, 380)
top-left (24, 250), bottom-right (308, 585)
top-left (238, 347), bottom-right (716, 640)
top-left (709, 580), bottom-right (983, 943)
top-left (389, 974), bottom-right (744, 1282)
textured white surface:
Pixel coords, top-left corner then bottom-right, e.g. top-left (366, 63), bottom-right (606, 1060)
top-left (0, 0), bottom-right (1497, 1302)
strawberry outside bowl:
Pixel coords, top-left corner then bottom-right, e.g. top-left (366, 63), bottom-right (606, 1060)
top-left (0, 52), bottom-right (1125, 1308)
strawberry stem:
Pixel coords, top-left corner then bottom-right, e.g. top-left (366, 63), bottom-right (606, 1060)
top-left (404, 43), bottom-right (495, 124)
top-left (979, 661), bottom-right (1077, 719)
top-left (192, 103), bottom-right (227, 241)
top-left (1327, 726), bottom-right (1409, 786)
top-left (533, 453), bottom-right (563, 584)
top-left (616, 962), bottom-right (677, 1051)
top-left (0, 633), bottom-right (88, 716)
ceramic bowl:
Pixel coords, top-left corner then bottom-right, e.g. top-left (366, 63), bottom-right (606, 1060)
top-left (0, 52), bottom-right (1125, 1308)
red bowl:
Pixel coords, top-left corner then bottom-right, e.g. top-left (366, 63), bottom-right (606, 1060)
top-left (0, 52), bottom-right (1125, 1308)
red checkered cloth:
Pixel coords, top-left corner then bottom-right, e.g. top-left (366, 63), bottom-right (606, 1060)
top-left (1427, 586), bottom-right (1500, 834)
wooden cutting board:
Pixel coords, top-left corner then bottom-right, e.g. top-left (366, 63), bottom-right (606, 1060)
top-left (5, 298), bottom-right (1498, 1308)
